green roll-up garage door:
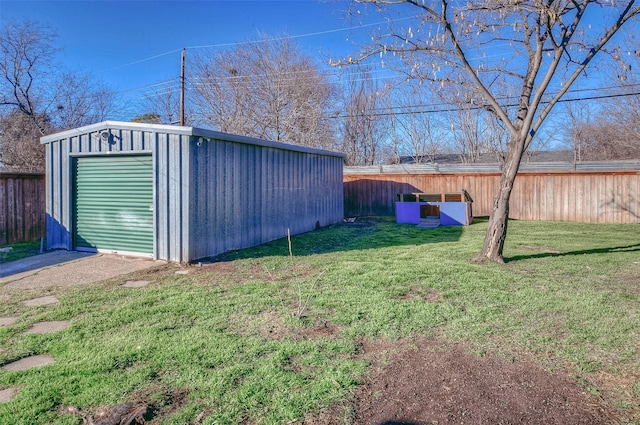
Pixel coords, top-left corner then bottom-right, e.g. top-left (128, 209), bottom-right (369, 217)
top-left (73, 155), bottom-right (154, 255)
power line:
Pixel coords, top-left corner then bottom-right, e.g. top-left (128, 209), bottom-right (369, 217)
top-left (116, 78), bottom-right (179, 94)
top-left (362, 83), bottom-right (640, 113)
top-left (328, 91), bottom-right (640, 118)
top-left (107, 16), bottom-right (415, 71)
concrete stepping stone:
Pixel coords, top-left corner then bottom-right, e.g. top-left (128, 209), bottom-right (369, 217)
top-left (22, 296), bottom-right (59, 307)
top-left (25, 320), bottom-right (70, 334)
top-left (0, 388), bottom-right (17, 403)
top-left (1, 354), bottom-right (55, 372)
top-left (121, 280), bottom-right (149, 288)
top-left (0, 317), bottom-right (18, 327)
top-left (175, 270), bottom-right (189, 275)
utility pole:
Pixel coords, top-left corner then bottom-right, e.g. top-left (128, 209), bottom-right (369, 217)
top-left (180, 48), bottom-right (185, 126)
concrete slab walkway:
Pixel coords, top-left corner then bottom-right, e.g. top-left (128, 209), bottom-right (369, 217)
top-left (0, 250), bottom-right (165, 405)
top-left (0, 317), bottom-right (17, 327)
top-left (22, 295), bottom-right (59, 306)
top-left (1, 354), bottom-right (55, 372)
top-left (25, 321), bottom-right (71, 334)
top-left (0, 251), bottom-right (93, 278)
top-left (0, 251), bottom-right (164, 290)
top-left (0, 388), bottom-right (17, 403)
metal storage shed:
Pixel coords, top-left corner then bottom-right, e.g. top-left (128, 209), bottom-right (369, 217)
top-left (41, 121), bottom-right (345, 262)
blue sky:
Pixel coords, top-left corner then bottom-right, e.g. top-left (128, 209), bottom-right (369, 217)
top-left (1, 0), bottom-right (638, 128)
top-left (1, 0), bottom-right (381, 116)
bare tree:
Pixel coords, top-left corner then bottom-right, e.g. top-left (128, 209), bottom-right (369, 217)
top-left (562, 102), bottom-right (594, 162)
top-left (341, 0), bottom-right (640, 262)
top-left (49, 71), bottom-right (117, 129)
top-left (140, 81), bottom-right (183, 125)
top-left (0, 20), bottom-right (118, 171)
top-left (191, 49), bottom-right (252, 133)
top-left (390, 84), bottom-right (445, 163)
top-left (190, 35), bottom-right (337, 150)
top-left (562, 79), bottom-right (640, 161)
top-left (449, 108), bottom-right (489, 164)
top-left (447, 107), bottom-right (509, 163)
top-left (340, 68), bottom-right (389, 165)
top-left (589, 86), bottom-right (640, 159)
top-left (386, 106), bottom-right (402, 164)
top-left (0, 20), bottom-right (56, 135)
top-left (583, 122), bottom-right (640, 159)
top-left (0, 110), bottom-right (51, 171)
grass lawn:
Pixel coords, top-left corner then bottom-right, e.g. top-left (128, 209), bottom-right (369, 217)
top-left (0, 240), bottom-right (42, 263)
top-left (0, 218), bottom-right (638, 424)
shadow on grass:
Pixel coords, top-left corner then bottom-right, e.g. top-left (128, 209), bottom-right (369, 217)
top-left (505, 243), bottom-right (640, 262)
top-left (212, 216), bottom-right (468, 262)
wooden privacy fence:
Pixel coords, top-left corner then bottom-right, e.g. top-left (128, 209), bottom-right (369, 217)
top-left (0, 173), bottom-right (46, 245)
top-left (344, 162), bottom-right (640, 224)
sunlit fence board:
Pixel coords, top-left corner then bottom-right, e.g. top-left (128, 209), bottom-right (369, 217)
top-left (344, 164), bottom-right (640, 224)
top-left (0, 173), bottom-right (45, 245)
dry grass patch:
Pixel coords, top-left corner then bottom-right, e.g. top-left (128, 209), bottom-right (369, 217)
top-left (227, 310), bottom-right (290, 341)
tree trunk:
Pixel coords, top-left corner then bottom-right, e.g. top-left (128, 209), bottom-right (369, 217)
top-left (474, 139), bottom-right (525, 263)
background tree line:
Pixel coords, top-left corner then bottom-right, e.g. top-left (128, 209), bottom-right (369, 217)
top-left (0, 21), bottom-right (117, 172)
top-left (2, 16), bottom-right (639, 174)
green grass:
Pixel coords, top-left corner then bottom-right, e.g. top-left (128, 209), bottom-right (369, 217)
top-left (0, 240), bottom-right (42, 263)
top-left (0, 218), bottom-right (639, 424)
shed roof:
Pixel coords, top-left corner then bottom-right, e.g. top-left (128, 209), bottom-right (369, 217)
top-left (40, 120), bottom-right (346, 159)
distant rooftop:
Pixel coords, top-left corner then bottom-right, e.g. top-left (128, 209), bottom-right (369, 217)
top-left (398, 150), bottom-right (575, 165)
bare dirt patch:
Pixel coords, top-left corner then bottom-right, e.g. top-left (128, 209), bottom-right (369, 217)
top-left (297, 319), bottom-right (343, 340)
top-left (398, 287), bottom-right (440, 304)
top-left (227, 310), bottom-right (290, 340)
top-left (352, 339), bottom-right (612, 425)
top-left (59, 386), bottom-right (188, 425)
top-left (191, 261), bottom-right (268, 286)
top-left (611, 261), bottom-right (640, 295)
top-left (190, 261), bottom-right (322, 298)
top-left (307, 338), bottom-right (617, 425)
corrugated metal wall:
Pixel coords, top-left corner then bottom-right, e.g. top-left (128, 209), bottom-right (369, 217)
top-left (43, 121), bottom-right (344, 263)
top-left (189, 137), bottom-right (344, 261)
top-left (46, 135), bottom-right (72, 250)
top-left (344, 165), bottom-right (640, 224)
top-left (44, 122), bottom-right (192, 261)
top-left (154, 131), bottom-right (191, 262)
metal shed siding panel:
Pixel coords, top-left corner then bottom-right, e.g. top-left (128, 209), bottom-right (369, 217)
top-left (178, 135), bottom-right (191, 262)
top-left (155, 133), bottom-right (169, 260)
top-left (155, 133), bottom-right (190, 262)
top-left (53, 138), bottom-right (69, 249)
top-left (189, 139), bottom-right (344, 261)
top-left (45, 140), bottom-right (71, 250)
